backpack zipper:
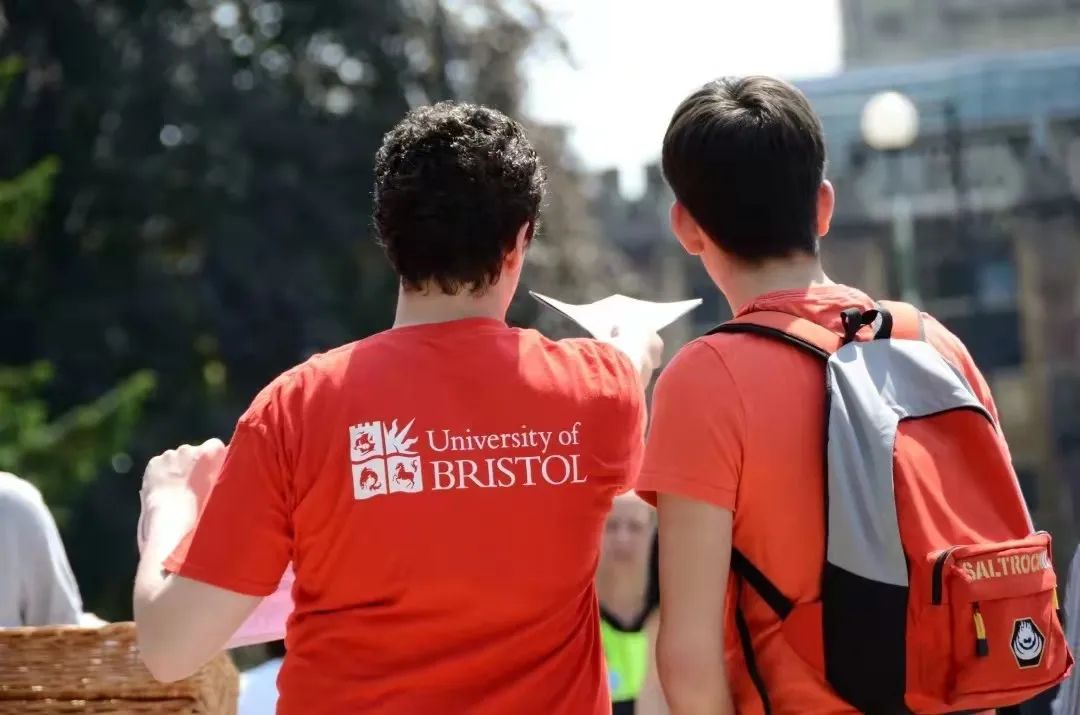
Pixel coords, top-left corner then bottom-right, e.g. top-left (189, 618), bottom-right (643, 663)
top-left (973, 603), bottom-right (989, 657)
top-left (932, 547), bottom-right (958, 606)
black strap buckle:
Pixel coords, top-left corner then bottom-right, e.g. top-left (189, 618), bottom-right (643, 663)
top-left (840, 305), bottom-right (894, 344)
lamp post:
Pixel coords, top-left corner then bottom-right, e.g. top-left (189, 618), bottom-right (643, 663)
top-left (861, 91), bottom-right (921, 306)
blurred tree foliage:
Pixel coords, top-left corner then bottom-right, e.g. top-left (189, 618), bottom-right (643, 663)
top-left (0, 0), bottom-right (621, 619)
top-left (0, 56), bottom-right (156, 531)
top-left (0, 361), bottom-right (155, 525)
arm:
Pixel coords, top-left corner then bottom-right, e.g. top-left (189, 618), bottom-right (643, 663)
top-left (634, 341), bottom-right (745, 715)
top-left (635, 611), bottom-right (670, 715)
top-left (576, 335), bottom-right (656, 494)
top-left (656, 493), bottom-right (734, 715)
top-left (5, 474), bottom-right (83, 626)
top-left (133, 442), bottom-right (261, 682)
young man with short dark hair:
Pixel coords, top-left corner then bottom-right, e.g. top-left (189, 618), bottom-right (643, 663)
top-left (637, 77), bottom-right (1005, 714)
top-left (135, 102), bottom-right (660, 714)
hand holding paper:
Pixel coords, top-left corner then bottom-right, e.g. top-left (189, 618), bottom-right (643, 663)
top-left (529, 292), bottom-right (702, 340)
top-left (530, 292), bottom-right (701, 385)
top-left (137, 440), bottom-right (292, 649)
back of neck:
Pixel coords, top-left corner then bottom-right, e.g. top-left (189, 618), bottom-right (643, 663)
top-left (721, 254), bottom-right (834, 314)
top-left (393, 284), bottom-right (507, 328)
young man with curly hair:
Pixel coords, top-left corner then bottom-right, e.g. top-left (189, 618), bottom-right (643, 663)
top-left (133, 102), bottom-right (661, 714)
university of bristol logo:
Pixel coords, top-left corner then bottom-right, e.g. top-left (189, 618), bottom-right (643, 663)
top-left (349, 419), bottom-right (422, 500)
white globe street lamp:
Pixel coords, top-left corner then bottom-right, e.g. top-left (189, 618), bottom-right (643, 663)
top-left (860, 91), bottom-right (920, 152)
top-left (861, 90), bottom-right (921, 306)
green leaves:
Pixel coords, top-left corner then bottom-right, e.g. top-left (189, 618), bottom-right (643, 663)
top-left (0, 156), bottom-right (60, 245)
top-left (0, 364), bottom-right (156, 525)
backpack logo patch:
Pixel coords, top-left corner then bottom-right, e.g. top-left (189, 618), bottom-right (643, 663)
top-left (1011, 618), bottom-right (1045, 668)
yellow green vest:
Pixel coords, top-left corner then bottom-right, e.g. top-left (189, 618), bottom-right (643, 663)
top-left (600, 607), bottom-right (649, 704)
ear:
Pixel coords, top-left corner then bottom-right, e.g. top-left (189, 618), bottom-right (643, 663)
top-left (816, 180), bottom-right (835, 238)
top-left (669, 201), bottom-right (708, 256)
top-left (503, 221), bottom-right (532, 272)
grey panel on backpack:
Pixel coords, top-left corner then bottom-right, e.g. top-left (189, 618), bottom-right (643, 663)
top-left (826, 339), bottom-right (991, 586)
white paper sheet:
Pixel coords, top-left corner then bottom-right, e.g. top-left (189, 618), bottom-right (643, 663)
top-left (529, 292), bottom-right (702, 339)
top-left (226, 565), bottom-right (293, 648)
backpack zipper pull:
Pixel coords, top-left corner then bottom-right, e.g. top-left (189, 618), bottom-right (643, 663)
top-left (973, 603), bottom-right (989, 657)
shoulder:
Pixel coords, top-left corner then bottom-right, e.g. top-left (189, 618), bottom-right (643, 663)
top-left (0, 471), bottom-right (42, 501)
top-left (655, 337), bottom-right (737, 395)
top-left (557, 337), bottom-right (636, 378)
top-left (0, 472), bottom-right (51, 527)
top-left (519, 334), bottom-right (644, 423)
top-left (240, 341), bottom-right (364, 426)
top-left (649, 338), bottom-right (747, 442)
top-left (920, 313), bottom-right (974, 368)
top-left (520, 332), bottom-right (638, 391)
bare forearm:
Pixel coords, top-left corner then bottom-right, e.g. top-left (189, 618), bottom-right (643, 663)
top-left (133, 501), bottom-right (261, 682)
top-left (133, 441), bottom-right (261, 683)
top-left (654, 495), bottom-right (735, 715)
top-left (135, 499), bottom-right (191, 598)
top-left (636, 615), bottom-right (670, 715)
top-left (133, 498), bottom-right (198, 680)
top-left (657, 626), bottom-right (734, 715)
top-left (659, 657), bottom-right (734, 715)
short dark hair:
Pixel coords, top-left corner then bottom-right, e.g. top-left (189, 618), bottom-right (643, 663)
top-left (374, 102), bottom-right (546, 294)
top-left (661, 76), bottom-right (826, 263)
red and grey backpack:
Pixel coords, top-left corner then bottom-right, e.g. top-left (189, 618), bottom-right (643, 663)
top-left (709, 301), bottom-right (1072, 714)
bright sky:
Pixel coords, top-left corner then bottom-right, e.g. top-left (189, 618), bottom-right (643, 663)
top-left (525, 0), bottom-right (843, 195)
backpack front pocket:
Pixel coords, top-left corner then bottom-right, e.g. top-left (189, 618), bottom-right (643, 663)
top-left (910, 533), bottom-right (1071, 711)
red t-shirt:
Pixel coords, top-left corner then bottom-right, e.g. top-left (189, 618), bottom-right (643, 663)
top-left (637, 286), bottom-right (1002, 714)
top-left (166, 318), bottom-right (645, 714)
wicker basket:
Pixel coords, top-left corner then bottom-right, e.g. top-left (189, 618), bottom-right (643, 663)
top-left (0, 622), bottom-right (238, 714)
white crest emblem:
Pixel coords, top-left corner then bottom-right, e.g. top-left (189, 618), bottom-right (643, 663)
top-left (1011, 618), bottom-right (1045, 669)
top-left (348, 420), bottom-right (422, 501)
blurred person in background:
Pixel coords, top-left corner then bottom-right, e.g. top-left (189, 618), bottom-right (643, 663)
top-left (0, 472), bottom-right (83, 627)
top-left (133, 101), bottom-right (661, 714)
top-left (238, 640), bottom-right (285, 715)
top-left (598, 493), bottom-right (660, 715)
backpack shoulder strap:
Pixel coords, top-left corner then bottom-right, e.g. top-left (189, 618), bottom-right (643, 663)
top-left (704, 309), bottom-right (835, 619)
top-left (707, 310), bottom-right (842, 360)
top-left (705, 310), bottom-right (835, 713)
top-left (876, 300), bottom-right (926, 341)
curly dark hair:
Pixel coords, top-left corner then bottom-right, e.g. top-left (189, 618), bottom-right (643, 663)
top-left (373, 102), bottom-right (546, 294)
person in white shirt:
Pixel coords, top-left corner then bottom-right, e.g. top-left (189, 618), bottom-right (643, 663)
top-left (0, 472), bottom-right (84, 627)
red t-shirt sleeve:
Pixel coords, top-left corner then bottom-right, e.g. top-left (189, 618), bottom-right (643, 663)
top-left (164, 388), bottom-right (294, 597)
top-left (636, 340), bottom-right (744, 511)
top-left (568, 340), bottom-right (647, 493)
top-left (617, 364), bottom-right (647, 493)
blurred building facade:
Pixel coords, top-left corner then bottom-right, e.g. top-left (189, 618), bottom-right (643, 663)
top-left (591, 11), bottom-right (1080, 554)
top-left (842, 0), bottom-right (1080, 68)
top-left (798, 45), bottom-right (1080, 555)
